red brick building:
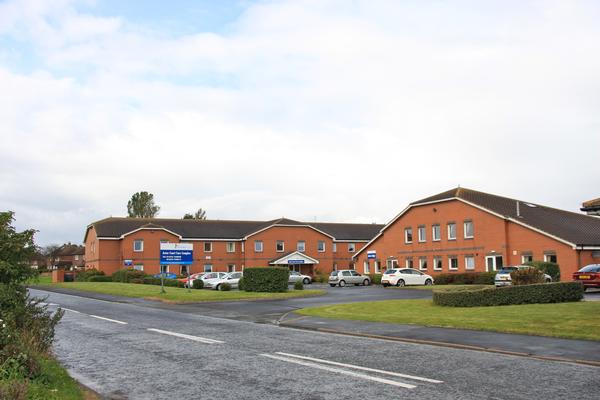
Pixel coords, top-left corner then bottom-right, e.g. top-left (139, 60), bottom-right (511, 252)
top-left (84, 218), bottom-right (383, 276)
top-left (353, 188), bottom-right (600, 279)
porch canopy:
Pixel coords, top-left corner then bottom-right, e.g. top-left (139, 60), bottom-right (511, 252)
top-left (269, 251), bottom-right (320, 266)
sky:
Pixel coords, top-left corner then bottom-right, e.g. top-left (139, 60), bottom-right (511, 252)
top-left (1, 0), bottom-right (599, 246)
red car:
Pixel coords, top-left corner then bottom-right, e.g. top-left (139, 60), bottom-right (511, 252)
top-left (177, 272), bottom-right (205, 287)
top-left (573, 264), bottom-right (600, 290)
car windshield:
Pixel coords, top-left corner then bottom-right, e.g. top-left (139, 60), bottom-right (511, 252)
top-left (330, 271), bottom-right (338, 276)
top-left (383, 269), bottom-right (396, 275)
top-left (579, 264), bottom-right (600, 273)
top-left (498, 267), bottom-right (518, 273)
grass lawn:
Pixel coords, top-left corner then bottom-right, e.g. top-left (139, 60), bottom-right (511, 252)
top-left (32, 281), bottom-right (324, 303)
top-left (297, 299), bottom-right (600, 341)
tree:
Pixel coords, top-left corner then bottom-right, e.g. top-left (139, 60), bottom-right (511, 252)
top-left (0, 211), bottom-right (36, 288)
top-left (183, 208), bottom-right (207, 220)
top-left (41, 244), bottom-right (61, 267)
top-left (127, 191), bottom-right (160, 218)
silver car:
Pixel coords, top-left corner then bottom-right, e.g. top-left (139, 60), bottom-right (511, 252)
top-left (328, 270), bottom-right (371, 287)
top-left (211, 272), bottom-right (243, 290)
top-left (288, 271), bottom-right (312, 285)
top-left (494, 265), bottom-right (552, 287)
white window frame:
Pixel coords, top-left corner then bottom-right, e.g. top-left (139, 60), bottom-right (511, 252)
top-left (432, 224), bottom-right (441, 241)
top-left (364, 261), bottom-right (370, 274)
top-left (405, 257), bottom-right (414, 269)
top-left (297, 241), bottom-right (305, 252)
top-left (374, 261), bottom-right (381, 273)
top-left (226, 242), bottom-right (235, 253)
top-left (447, 223), bottom-right (456, 240)
top-left (160, 265), bottom-right (169, 273)
top-left (133, 239), bottom-right (144, 252)
top-left (317, 241), bottom-right (325, 252)
top-left (464, 221), bottom-right (474, 239)
top-left (241, 242), bottom-right (245, 253)
top-left (227, 264), bottom-right (236, 272)
top-left (204, 264), bottom-right (213, 272)
top-left (204, 242), bottom-right (212, 253)
top-left (404, 227), bottom-right (413, 244)
top-left (332, 243), bottom-right (337, 252)
top-left (387, 259), bottom-right (399, 269)
top-left (276, 240), bottom-right (285, 252)
top-left (448, 256), bottom-right (459, 270)
top-left (418, 226), bottom-right (426, 242)
top-left (419, 257), bottom-right (428, 270)
top-left (433, 256), bottom-right (442, 271)
top-left (254, 240), bottom-right (263, 253)
top-left (544, 253), bottom-right (557, 263)
top-left (348, 243), bottom-right (356, 252)
top-left (465, 255), bottom-right (475, 270)
top-left (181, 265), bottom-right (189, 275)
top-left (134, 264), bottom-right (144, 271)
top-left (521, 254), bottom-right (533, 264)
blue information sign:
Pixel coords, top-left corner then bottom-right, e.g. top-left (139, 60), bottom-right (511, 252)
top-left (160, 243), bottom-right (193, 265)
top-left (288, 259), bottom-right (305, 264)
top-left (367, 250), bottom-right (376, 259)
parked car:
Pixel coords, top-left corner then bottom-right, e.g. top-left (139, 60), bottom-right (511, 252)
top-left (153, 272), bottom-right (178, 280)
top-left (573, 264), bottom-right (600, 291)
top-left (196, 272), bottom-right (228, 288)
top-left (179, 272), bottom-right (205, 287)
top-left (494, 265), bottom-right (552, 287)
top-left (289, 271), bottom-right (312, 285)
top-left (212, 272), bottom-right (243, 290)
top-left (328, 270), bottom-right (371, 287)
top-left (381, 268), bottom-right (434, 287)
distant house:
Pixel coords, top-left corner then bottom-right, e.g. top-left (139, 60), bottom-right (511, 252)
top-left (581, 198), bottom-right (600, 216)
top-left (52, 243), bottom-right (85, 270)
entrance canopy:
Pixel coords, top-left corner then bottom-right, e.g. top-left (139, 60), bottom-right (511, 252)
top-left (269, 251), bottom-right (320, 266)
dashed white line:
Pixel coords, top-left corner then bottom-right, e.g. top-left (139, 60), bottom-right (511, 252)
top-left (275, 352), bottom-right (443, 383)
top-left (147, 328), bottom-right (224, 344)
top-left (260, 353), bottom-right (417, 389)
top-left (89, 315), bottom-right (128, 325)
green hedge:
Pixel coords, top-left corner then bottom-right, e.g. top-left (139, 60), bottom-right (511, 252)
top-left (192, 279), bottom-right (204, 289)
top-left (88, 275), bottom-right (112, 282)
top-left (294, 280), bottom-right (304, 290)
top-left (242, 267), bottom-right (289, 292)
top-left (525, 261), bottom-right (561, 282)
top-left (75, 268), bottom-right (105, 282)
top-left (112, 268), bottom-right (146, 283)
top-left (433, 282), bottom-right (584, 307)
top-left (368, 274), bottom-right (382, 285)
top-left (433, 272), bottom-right (496, 285)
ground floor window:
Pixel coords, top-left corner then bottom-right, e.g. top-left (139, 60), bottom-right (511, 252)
top-left (160, 265), bottom-right (169, 273)
top-left (349, 263), bottom-right (355, 270)
top-left (405, 257), bottom-right (414, 269)
top-left (433, 256), bottom-right (442, 271)
top-left (228, 264), bottom-right (236, 272)
top-left (465, 255), bottom-right (475, 270)
top-left (333, 263), bottom-right (338, 271)
top-left (521, 253), bottom-right (533, 263)
top-left (448, 256), bottom-right (458, 270)
top-left (364, 261), bottom-right (370, 274)
top-left (181, 265), bottom-right (189, 275)
top-left (374, 261), bottom-right (381, 273)
top-left (134, 264), bottom-right (144, 271)
top-left (544, 253), bottom-right (557, 263)
top-left (204, 264), bottom-right (213, 272)
top-left (387, 259), bottom-right (398, 269)
top-left (418, 257), bottom-right (428, 270)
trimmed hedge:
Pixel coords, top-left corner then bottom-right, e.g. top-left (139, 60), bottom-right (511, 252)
top-left (242, 267), bottom-right (289, 292)
top-left (433, 282), bottom-right (584, 307)
top-left (112, 268), bottom-right (146, 283)
top-left (141, 276), bottom-right (185, 288)
top-left (525, 261), bottom-right (561, 282)
top-left (433, 272), bottom-right (496, 285)
top-left (75, 268), bottom-right (105, 282)
top-left (88, 275), bottom-right (112, 282)
top-left (368, 274), bottom-right (382, 285)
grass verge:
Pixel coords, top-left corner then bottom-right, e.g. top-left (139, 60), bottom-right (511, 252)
top-left (297, 299), bottom-right (600, 341)
top-left (395, 284), bottom-right (492, 291)
top-left (32, 281), bottom-right (324, 303)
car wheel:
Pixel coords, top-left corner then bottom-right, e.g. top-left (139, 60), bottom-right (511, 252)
top-left (396, 279), bottom-right (405, 287)
top-left (339, 280), bottom-right (346, 287)
top-left (329, 284), bottom-right (336, 287)
top-left (545, 278), bottom-right (552, 283)
top-left (215, 284), bottom-right (220, 291)
top-left (363, 279), bottom-right (370, 286)
top-left (303, 278), bottom-right (310, 285)
top-left (424, 279), bottom-right (433, 286)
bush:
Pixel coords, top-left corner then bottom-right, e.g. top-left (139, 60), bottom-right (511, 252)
top-left (312, 269), bottom-right (328, 283)
top-left (88, 275), bottom-right (112, 282)
top-left (294, 280), bottom-right (304, 290)
top-left (525, 261), bottom-right (561, 282)
top-left (433, 272), bottom-right (496, 285)
top-left (111, 268), bottom-right (146, 283)
top-left (142, 276), bottom-right (161, 285)
top-left (219, 282), bottom-right (232, 291)
top-left (237, 277), bottom-right (245, 291)
top-left (192, 279), bottom-right (204, 289)
top-left (243, 267), bottom-right (289, 292)
top-left (75, 268), bottom-right (105, 282)
top-left (368, 274), bottom-right (382, 285)
top-left (433, 282), bottom-right (584, 307)
top-left (511, 268), bottom-right (545, 286)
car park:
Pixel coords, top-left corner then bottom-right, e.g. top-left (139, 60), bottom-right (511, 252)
top-left (288, 271), bottom-right (312, 284)
top-left (494, 265), bottom-right (552, 287)
top-left (212, 272), bottom-right (243, 290)
top-left (381, 268), bottom-right (434, 287)
top-left (572, 264), bottom-right (600, 291)
top-left (328, 270), bottom-right (371, 287)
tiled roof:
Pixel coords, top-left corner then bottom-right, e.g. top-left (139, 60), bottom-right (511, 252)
top-left (87, 217), bottom-right (384, 242)
top-left (57, 244), bottom-right (85, 256)
top-left (412, 187), bottom-right (600, 246)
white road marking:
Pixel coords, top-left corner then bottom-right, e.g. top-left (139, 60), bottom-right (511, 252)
top-left (260, 353), bottom-right (417, 389)
top-left (39, 302), bottom-right (58, 306)
top-left (276, 352), bottom-right (443, 383)
top-left (61, 307), bottom-right (81, 314)
top-left (89, 315), bottom-right (128, 325)
top-left (147, 328), bottom-right (224, 344)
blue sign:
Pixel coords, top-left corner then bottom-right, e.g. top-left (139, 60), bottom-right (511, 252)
top-left (160, 243), bottom-right (193, 265)
top-left (124, 259), bottom-right (133, 266)
top-left (288, 259), bottom-right (305, 264)
top-left (367, 250), bottom-right (376, 259)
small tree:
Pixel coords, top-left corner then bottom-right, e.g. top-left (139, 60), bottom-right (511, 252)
top-left (127, 191), bottom-right (160, 218)
top-left (183, 208), bottom-right (207, 220)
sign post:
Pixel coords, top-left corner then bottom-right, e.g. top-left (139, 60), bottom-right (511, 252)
top-left (159, 243), bottom-right (193, 294)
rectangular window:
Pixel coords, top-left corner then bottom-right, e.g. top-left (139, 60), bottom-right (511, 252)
top-left (276, 240), bottom-right (285, 252)
top-left (160, 265), bottom-right (169, 273)
top-left (348, 243), bottom-right (356, 252)
top-left (418, 225), bottom-right (426, 242)
top-left (297, 241), bottom-right (305, 252)
top-left (226, 242), bottom-right (235, 253)
top-left (387, 259), bottom-right (399, 269)
top-left (333, 263), bottom-right (338, 271)
top-left (254, 240), bottom-right (263, 252)
top-left (419, 257), bottom-right (428, 270)
top-left (447, 223), bottom-right (456, 240)
top-left (405, 257), bottom-right (414, 269)
top-left (317, 241), bottom-right (325, 252)
top-left (204, 264), bottom-right (213, 273)
top-left (134, 264), bottom-right (144, 271)
top-left (227, 264), bottom-right (236, 272)
top-left (160, 239), bottom-right (169, 244)
top-left (333, 243), bottom-right (337, 252)
top-left (364, 261), bottom-right (370, 274)
top-left (464, 220), bottom-right (474, 238)
top-left (404, 227), bottom-right (413, 243)
top-left (433, 256), bottom-right (442, 271)
top-left (449, 256), bottom-right (459, 270)
top-left (432, 224), bottom-right (441, 241)
top-left (521, 254), bottom-right (533, 263)
top-left (374, 261), bottom-right (381, 273)
top-left (204, 242), bottom-right (212, 252)
top-left (349, 263), bottom-right (355, 270)
top-left (465, 255), bottom-right (475, 270)
top-left (181, 265), bottom-right (189, 275)
top-left (241, 242), bottom-right (245, 253)
top-left (133, 239), bottom-right (144, 252)
top-left (544, 253), bottom-right (557, 263)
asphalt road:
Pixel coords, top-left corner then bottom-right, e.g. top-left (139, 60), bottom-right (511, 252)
top-left (30, 288), bottom-right (597, 400)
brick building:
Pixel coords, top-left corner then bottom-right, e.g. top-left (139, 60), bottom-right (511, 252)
top-left (84, 217), bottom-right (383, 276)
top-left (353, 188), bottom-right (600, 279)
top-left (52, 243), bottom-right (85, 270)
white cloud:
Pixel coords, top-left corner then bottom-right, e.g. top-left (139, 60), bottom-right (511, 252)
top-left (0, 0), bottom-right (599, 245)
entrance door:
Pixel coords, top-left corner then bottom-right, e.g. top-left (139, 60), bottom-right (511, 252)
top-left (485, 256), bottom-right (503, 272)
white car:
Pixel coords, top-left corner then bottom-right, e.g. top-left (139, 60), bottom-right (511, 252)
top-left (494, 265), bottom-right (552, 287)
top-left (381, 268), bottom-right (434, 287)
top-left (288, 271), bottom-right (312, 284)
top-left (192, 272), bottom-right (228, 288)
top-left (212, 272), bottom-right (243, 290)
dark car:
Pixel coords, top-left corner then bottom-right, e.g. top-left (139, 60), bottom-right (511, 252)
top-left (573, 264), bottom-right (600, 291)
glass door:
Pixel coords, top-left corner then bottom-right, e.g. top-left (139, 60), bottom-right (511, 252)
top-left (485, 256), bottom-right (503, 271)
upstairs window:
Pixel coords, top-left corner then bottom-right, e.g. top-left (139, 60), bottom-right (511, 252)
top-left (317, 241), bottom-right (325, 252)
top-left (447, 223), bottom-right (456, 240)
top-left (254, 240), bottom-right (263, 252)
top-left (348, 243), bottom-right (356, 252)
top-left (226, 242), bottom-right (235, 253)
top-left (297, 241), bottom-right (305, 252)
top-left (332, 243), bottom-right (337, 252)
top-left (133, 239), bottom-right (144, 252)
top-left (276, 240), bottom-right (285, 252)
top-left (204, 242), bottom-right (212, 252)
top-left (404, 227), bottom-right (413, 243)
top-left (464, 221), bottom-right (474, 239)
top-left (418, 225), bottom-right (426, 242)
top-left (432, 224), bottom-right (441, 241)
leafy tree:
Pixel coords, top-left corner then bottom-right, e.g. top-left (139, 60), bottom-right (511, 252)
top-left (41, 244), bottom-right (61, 267)
top-left (183, 208), bottom-right (207, 220)
top-left (127, 191), bottom-right (160, 218)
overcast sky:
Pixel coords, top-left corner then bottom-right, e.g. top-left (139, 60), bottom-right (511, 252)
top-left (1, 0), bottom-right (599, 246)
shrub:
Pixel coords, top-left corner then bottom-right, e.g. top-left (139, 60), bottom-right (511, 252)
top-left (163, 279), bottom-right (185, 288)
top-left (237, 277), bottom-right (245, 291)
top-left (111, 268), bottom-right (146, 283)
top-left (192, 279), bottom-right (204, 289)
top-left (433, 282), bottom-right (584, 307)
top-left (433, 272), bottom-right (495, 285)
top-left (142, 276), bottom-right (161, 285)
top-left (294, 280), bottom-right (304, 290)
top-left (368, 274), bottom-right (382, 285)
top-left (511, 268), bottom-right (545, 286)
top-left (525, 261), bottom-right (561, 282)
top-left (312, 269), bottom-right (328, 283)
top-left (88, 275), bottom-right (112, 282)
top-left (75, 268), bottom-right (105, 282)
top-left (243, 267), bottom-right (289, 292)
top-left (219, 282), bottom-right (232, 291)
